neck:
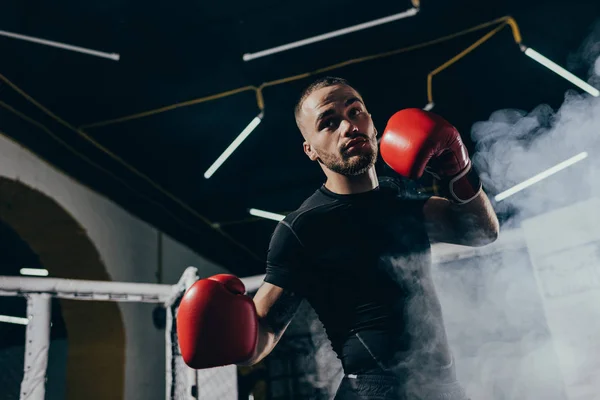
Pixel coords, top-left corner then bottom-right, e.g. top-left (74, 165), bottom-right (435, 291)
top-left (323, 167), bottom-right (379, 194)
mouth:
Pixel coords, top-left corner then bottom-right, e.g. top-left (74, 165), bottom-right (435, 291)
top-left (343, 137), bottom-right (369, 152)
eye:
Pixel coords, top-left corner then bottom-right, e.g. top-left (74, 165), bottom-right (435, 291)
top-left (349, 107), bottom-right (363, 117)
top-left (321, 118), bottom-right (339, 131)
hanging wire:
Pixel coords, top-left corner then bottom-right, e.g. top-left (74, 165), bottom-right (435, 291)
top-left (427, 21), bottom-right (508, 106)
top-left (427, 17), bottom-right (522, 106)
top-left (78, 16), bottom-right (522, 131)
top-left (0, 15), bottom-right (526, 243)
top-left (0, 86), bottom-right (264, 262)
top-left (79, 85), bottom-right (260, 130)
top-left (0, 101), bottom-right (217, 239)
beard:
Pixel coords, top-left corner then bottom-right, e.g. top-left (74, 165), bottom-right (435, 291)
top-left (317, 139), bottom-right (378, 176)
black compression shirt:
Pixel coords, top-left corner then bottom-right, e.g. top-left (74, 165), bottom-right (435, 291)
top-left (264, 179), bottom-right (453, 378)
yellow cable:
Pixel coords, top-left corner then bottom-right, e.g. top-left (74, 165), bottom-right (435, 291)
top-left (0, 80), bottom-right (264, 262)
top-left (0, 72), bottom-right (203, 225)
top-left (260, 72), bottom-right (312, 88)
top-left (427, 21), bottom-right (510, 104)
top-left (505, 17), bottom-right (522, 44)
top-left (256, 88), bottom-right (265, 111)
top-left (0, 73), bottom-right (81, 133)
top-left (0, 14), bottom-right (527, 260)
top-left (78, 16), bottom-right (518, 130)
top-left (305, 16), bottom-right (512, 76)
top-left (0, 100), bottom-right (108, 170)
top-left (79, 85), bottom-right (259, 130)
top-left (0, 101), bottom-right (209, 236)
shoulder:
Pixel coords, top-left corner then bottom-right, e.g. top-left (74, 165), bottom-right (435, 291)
top-left (281, 187), bottom-right (339, 232)
top-left (378, 175), bottom-right (432, 213)
top-left (267, 188), bottom-right (328, 246)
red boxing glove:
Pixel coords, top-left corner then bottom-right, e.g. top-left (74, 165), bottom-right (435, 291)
top-left (380, 108), bottom-right (482, 204)
top-left (176, 274), bottom-right (258, 369)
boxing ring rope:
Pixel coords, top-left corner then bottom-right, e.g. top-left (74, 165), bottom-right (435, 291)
top-left (0, 267), bottom-right (264, 400)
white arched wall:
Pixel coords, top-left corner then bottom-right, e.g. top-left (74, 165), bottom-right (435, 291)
top-left (0, 132), bottom-right (229, 400)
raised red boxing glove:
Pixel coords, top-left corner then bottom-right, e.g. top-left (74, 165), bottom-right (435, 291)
top-left (176, 274), bottom-right (259, 369)
top-left (379, 108), bottom-right (482, 204)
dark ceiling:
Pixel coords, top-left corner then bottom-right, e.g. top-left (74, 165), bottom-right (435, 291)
top-left (1, 0), bottom-right (599, 277)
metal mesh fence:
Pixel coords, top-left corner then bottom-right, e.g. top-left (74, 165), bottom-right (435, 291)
top-left (262, 300), bottom-right (343, 400)
top-left (166, 269), bottom-right (239, 400)
top-left (1, 269), bottom-right (342, 400)
top-left (197, 365), bottom-right (238, 399)
top-left (167, 299), bottom-right (194, 400)
top-left (0, 267), bottom-right (240, 400)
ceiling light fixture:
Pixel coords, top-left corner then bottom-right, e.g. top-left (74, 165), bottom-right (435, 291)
top-left (204, 112), bottom-right (264, 179)
top-left (0, 315), bottom-right (29, 325)
top-left (243, 7), bottom-right (419, 62)
top-left (0, 29), bottom-right (120, 61)
top-left (20, 268), bottom-right (49, 277)
top-left (248, 208), bottom-right (285, 222)
top-left (495, 152), bottom-right (588, 202)
top-left (521, 46), bottom-right (599, 97)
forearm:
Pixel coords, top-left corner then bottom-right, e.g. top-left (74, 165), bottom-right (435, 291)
top-left (237, 284), bottom-right (301, 366)
top-left (447, 190), bottom-right (499, 246)
top-left (237, 318), bottom-right (279, 366)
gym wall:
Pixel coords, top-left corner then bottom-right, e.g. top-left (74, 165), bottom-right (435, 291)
top-left (0, 132), bottom-right (229, 400)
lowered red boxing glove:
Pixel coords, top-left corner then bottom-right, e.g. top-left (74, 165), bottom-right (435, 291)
top-left (176, 274), bottom-right (258, 369)
top-left (379, 108), bottom-right (482, 204)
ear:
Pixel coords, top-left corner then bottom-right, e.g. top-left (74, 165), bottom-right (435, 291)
top-left (303, 141), bottom-right (319, 162)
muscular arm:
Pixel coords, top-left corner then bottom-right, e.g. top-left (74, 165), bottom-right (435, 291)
top-left (237, 282), bottom-right (303, 366)
top-left (423, 191), bottom-right (499, 247)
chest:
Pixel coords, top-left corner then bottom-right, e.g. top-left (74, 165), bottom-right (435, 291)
top-left (304, 201), bottom-right (431, 273)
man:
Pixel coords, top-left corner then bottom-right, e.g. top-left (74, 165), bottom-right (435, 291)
top-left (177, 77), bottom-right (499, 399)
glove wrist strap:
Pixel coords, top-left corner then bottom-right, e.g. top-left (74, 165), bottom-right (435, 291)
top-left (436, 161), bottom-right (482, 204)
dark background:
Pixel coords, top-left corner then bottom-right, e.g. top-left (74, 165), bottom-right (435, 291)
top-left (1, 0), bottom-right (599, 276)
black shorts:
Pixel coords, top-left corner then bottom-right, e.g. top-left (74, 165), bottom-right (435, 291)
top-left (334, 372), bottom-right (469, 400)
top-left (336, 340), bottom-right (469, 400)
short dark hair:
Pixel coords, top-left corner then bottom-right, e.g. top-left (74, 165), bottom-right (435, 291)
top-left (294, 76), bottom-right (353, 126)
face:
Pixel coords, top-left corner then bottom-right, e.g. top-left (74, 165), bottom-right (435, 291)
top-left (298, 84), bottom-right (378, 176)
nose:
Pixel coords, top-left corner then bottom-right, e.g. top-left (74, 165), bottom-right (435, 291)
top-left (339, 119), bottom-right (358, 137)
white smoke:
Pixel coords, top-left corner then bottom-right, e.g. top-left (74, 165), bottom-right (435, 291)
top-left (471, 92), bottom-right (600, 220)
top-left (251, 22), bottom-right (600, 400)
top-left (568, 20), bottom-right (600, 91)
top-left (433, 22), bottom-right (600, 400)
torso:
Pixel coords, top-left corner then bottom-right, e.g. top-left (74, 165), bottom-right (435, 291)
top-left (286, 183), bottom-right (452, 376)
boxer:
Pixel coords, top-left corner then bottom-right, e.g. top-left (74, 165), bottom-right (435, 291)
top-left (177, 77), bottom-right (499, 399)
